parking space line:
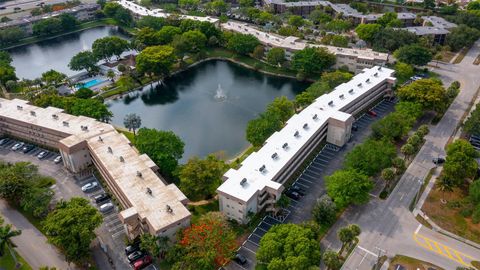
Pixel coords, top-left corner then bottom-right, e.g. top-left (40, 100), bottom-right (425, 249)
top-left (294, 182), bottom-right (309, 189)
top-left (112, 230), bottom-right (125, 239)
top-left (299, 176), bottom-right (313, 183)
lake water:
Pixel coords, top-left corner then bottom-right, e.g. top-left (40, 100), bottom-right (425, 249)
top-left (8, 26), bottom-right (128, 80)
top-left (107, 60), bottom-right (310, 162)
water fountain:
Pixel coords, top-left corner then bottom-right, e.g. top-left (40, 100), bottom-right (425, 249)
top-left (214, 84), bottom-right (227, 101)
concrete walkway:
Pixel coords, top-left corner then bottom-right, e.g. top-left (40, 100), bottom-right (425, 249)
top-left (0, 200), bottom-right (72, 270)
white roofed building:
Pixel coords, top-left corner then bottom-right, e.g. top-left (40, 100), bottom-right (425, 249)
top-left (217, 66), bottom-right (396, 223)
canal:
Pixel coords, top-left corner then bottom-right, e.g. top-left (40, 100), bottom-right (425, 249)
top-left (8, 26), bottom-right (128, 80)
top-left (107, 60), bottom-right (310, 162)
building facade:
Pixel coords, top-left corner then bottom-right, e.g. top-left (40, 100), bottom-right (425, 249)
top-left (0, 98), bottom-right (191, 240)
top-left (216, 66), bottom-right (396, 223)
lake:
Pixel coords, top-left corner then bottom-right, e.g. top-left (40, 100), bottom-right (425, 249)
top-left (8, 26), bottom-right (129, 80)
top-left (107, 60), bottom-right (310, 162)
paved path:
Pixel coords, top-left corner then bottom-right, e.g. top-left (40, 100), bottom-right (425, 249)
top-left (323, 39), bottom-right (480, 270)
top-left (0, 200), bottom-right (72, 270)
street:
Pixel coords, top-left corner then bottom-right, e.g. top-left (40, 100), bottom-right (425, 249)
top-left (323, 39), bottom-right (480, 270)
top-left (0, 0), bottom-right (97, 19)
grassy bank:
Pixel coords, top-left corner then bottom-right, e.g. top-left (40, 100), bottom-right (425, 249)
top-left (0, 249), bottom-right (32, 270)
top-left (388, 255), bottom-right (444, 270)
top-left (1, 18), bottom-right (127, 50)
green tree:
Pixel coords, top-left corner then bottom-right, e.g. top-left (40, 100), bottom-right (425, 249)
top-left (267, 96), bottom-right (295, 124)
top-left (291, 47), bottom-right (336, 76)
top-left (288, 15), bottom-right (305, 27)
top-left (323, 250), bottom-right (342, 270)
top-left (116, 75), bottom-right (136, 92)
top-left (417, 124), bottom-right (430, 137)
top-left (446, 24), bottom-right (480, 51)
top-left (257, 223), bottom-right (321, 269)
top-left (0, 27), bottom-right (26, 46)
top-left (469, 180), bottom-right (480, 205)
top-left (266, 48), bottom-right (285, 66)
top-left (59, 13), bottom-right (78, 31)
top-left (337, 224), bottom-right (361, 250)
top-left (239, 0), bottom-right (254, 7)
top-left (140, 234), bottom-right (170, 258)
top-left (134, 27), bottom-right (159, 47)
top-left (246, 111), bottom-right (283, 147)
top-left (205, 0), bottom-right (228, 14)
top-left (377, 12), bottom-right (402, 27)
top-left (397, 79), bottom-right (447, 112)
top-left (68, 51), bottom-right (98, 75)
top-left (326, 170), bottom-right (373, 208)
top-left (173, 30), bottom-right (207, 54)
top-left (137, 16), bottom-right (166, 30)
top-left (394, 44), bottom-right (433, 66)
top-left (74, 87), bottom-right (94, 99)
top-left (424, 0), bottom-right (436, 9)
top-left (344, 139), bottom-right (396, 176)
top-left (309, 9), bottom-right (332, 24)
top-left (401, 143), bottom-right (415, 160)
top-left (32, 18), bottom-right (63, 36)
top-left (179, 155), bottom-right (227, 201)
top-left (372, 28), bottom-right (418, 52)
top-left (443, 139), bottom-right (478, 185)
top-left (156, 26), bottom-right (182, 44)
top-left (295, 91), bottom-right (315, 108)
top-left (355, 23), bottom-right (382, 42)
top-left (392, 157), bottom-right (406, 174)
top-left (92, 36), bottom-right (129, 62)
top-left (0, 162), bottom-right (37, 203)
top-left (227, 33), bottom-right (260, 55)
top-left (123, 113), bottom-right (142, 135)
top-left (43, 198), bottom-right (102, 263)
top-left (135, 128), bottom-right (185, 176)
top-left (371, 112), bottom-right (411, 141)
top-left (324, 19), bottom-right (352, 33)
top-left (464, 104), bottom-right (480, 135)
top-left (136, 45), bottom-right (176, 79)
top-left (179, 0), bottom-right (201, 9)
top-left (394, 62), bottom-right (414, 82)
top-left (407, 134), bottom-right (422, 149)
top-left (0, 221), bottom-right (21, 266)
top-left (467, 0), bottom-right (480, 10)
top-left (437, 176), bottom-right (454, 203)
top-left (41, 69), bottom-right (66, 86)
top-left (312, 195), bottom-right (337, 226)
top-left (252, 45), bottom-right (265, 59)
top-left (381, 168), bottom-right (395, 188)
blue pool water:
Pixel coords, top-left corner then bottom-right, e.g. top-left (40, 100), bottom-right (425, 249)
top-left (77, 78), bottom-right (105, 89)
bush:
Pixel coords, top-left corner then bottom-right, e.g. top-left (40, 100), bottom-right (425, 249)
top-left (472, 205), bottom-right (480, 224)
top-left (460, 207), bottom-right (473, 218)
top-left (379, 190), bottom-right (389, 199)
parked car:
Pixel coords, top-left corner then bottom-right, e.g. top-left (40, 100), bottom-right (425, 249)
top-left (53, 155), bottom-right (62, 164)
top-left (432, 157), bottom-right (445, 165)
top-left (0, 138), bottom-right (9, 146)
top-left (94, 193), bottom-right (110, 204)
top-left (367, 110), bottom-right (377, 117)
top-left (127, 251), bottom-right (144, 263)
top-left (133, 255), bottom-right (152, 270)
top-left (37, 151), bottom-right (48, 159)
top-left (125, 243), bottom-right (140, 256)
top-left (352, 125), bottom-right (358, 132)
top-left (81, 182), bottom-right (99, 192)
top-left (285, 190), bottom-right (301, 200)
top-left (99, 202), bottom-right (114, 213)
top-left (290, 185), bottom-right (305, 196)
top-left (233, 253), bottom-right (247, 265)
top-left (11, 142), bottom-right (24, 151)
top-left (22, 144), bottom-right (35, 153)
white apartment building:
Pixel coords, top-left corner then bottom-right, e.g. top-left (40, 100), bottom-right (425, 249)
top-left (216, 66), bottom-right (396, 223)
top-left (221, 21), bottom-right (389, 74)
top-left (0, 98), bottom-right (191, 240)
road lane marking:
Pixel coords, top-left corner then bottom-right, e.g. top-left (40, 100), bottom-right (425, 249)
top-left (357, 245), bottom-right (378, 257)
top-left (413, 231), bottom-right (476, 267)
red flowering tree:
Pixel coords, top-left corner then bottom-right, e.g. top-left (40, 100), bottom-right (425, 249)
top-left (175, 212), bottom-right (237, 269)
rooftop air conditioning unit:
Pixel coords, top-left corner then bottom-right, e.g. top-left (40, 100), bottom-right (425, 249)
top-left (62, 121), bottom-right (69, 127)
top-left (271, 153), bottom-right (278, 160)
top-left (259, 165), bottom-right (266, 172)
top-left (339, 94), bottom-right (344, 99)
top-left (240, 178), bottom-right (247, 186)
top-left (17, 105), bottom-right (22, 110)
top-left (357, 83), bottom-right (362, 87)
top-left (107, 146), bottom-right (112, 153)
top-left (30, 111), bottom-right (36, 116)
top-left (146, 187), bottom-right (152, 195)
top-left (119, 156), bottom-right (125, 162)
top-left (349, 89), bottom-right (354, 94)
top-left (137, 171), bottom-right (142, 178)
top-left (303, 123), bottom-right (308, 129)
top-left (294, 131), bottom-right (300, 137)
top-left (328, 101), bottom-right (334, 106)
top-left (313, 114), bottom-right (318, 120)
top-left (52, 114), bottom-right (58, 119)
top-left (282, 143), bottom-right (288, 149)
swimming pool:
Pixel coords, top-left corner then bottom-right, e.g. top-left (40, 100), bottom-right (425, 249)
top-left (76, 78), bottom-right (106, 89)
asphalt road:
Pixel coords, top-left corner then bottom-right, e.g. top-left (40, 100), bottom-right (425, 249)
top-left (0, 0), bottom-right (96, 19)
top-left (322, 40), bottom-right (480, 270)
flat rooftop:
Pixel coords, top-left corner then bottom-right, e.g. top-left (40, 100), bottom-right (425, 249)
top-left (217, 66), bottom-right (395, 202)
top-left (0, 98), bottom-right (190, 232)
top-left (221, 21), bottom-right (388, 61)
top-left (401, 26), bottom-right (450, 35)
top-left (422, 16), bottom-right (457, 29)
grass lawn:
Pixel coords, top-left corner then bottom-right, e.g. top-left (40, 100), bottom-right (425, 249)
top-left (388, 255), bottom-right (444, 270)
top-left (422, 186), bottom-right (480, 244)
top-left (117, 129), bottom-right (136, 144)
top-left (439, 50), bottom-right (457, 63)
top-left (453, 47), bottom-right (469, 64)
top-left (188, 200), bottom-right (220, 224)
top-left (16, 206), bottom-right (46, 235)
top-left (0, 249), bottom-right (32, 270)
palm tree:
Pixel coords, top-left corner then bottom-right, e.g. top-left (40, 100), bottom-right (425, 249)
top-left (157, 236), bottom-right (170, 259)
top-left (401, 143), bottom-right (415, 161)
top-left (107, 70), bottom-right (115, 82)
top-left (437, 176), bottom-right (454, 204)
top-left (0, 222), bottom-right (22, 268)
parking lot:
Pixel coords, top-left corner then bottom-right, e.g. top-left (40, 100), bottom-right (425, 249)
top-left (225, 98), bottom-right (397, 270)
top-left (0, 138), bottom-right (131, 270)
top-left (469, 134), bottom-right (480, 151)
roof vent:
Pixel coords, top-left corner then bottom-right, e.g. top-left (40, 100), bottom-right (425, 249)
top-left (313, 114), bottom-right (318, 120)
top-left (16, 105), bottom-right (22, 110)
top-left (240, 178), bottom-right (247, 186)
top-left (271, 152), bottom-right (278, 160)
top-left (98, 136), bottom-right (103, 142)
top-left (282, 143), bottom-right (288, 149)
top-left (328, 101), bottom-right (334, 106)
top-left (303, 123), bottom-right (308, 129)
top-left (366, 78), bottom-right (370, 83)
top-left (166, 204), bottom-right (173, 213)
top-left (52, 114), bottom-right (58, 119)
top-left (378, 66), bottom-right (382, 70)
top-left (136, 171), bottom-right (142, 178)
top-left (62, 121), bottom-right (69, 127)
top-left (374, 72), bottom-right (378, 77)
top-left (81, 125), bottom-right (88, 131)
top-left (339, 94), bottom-right (345, 99)
top-left (107, 146), bottom-right (112, 153)
top-left (294, 131), bottom-right (300, 137)
top-left (146, 187), bottom-right (152, 195)
top-left (259, 165), bottom-right (266, 172)
top-left (348, 89), bottom-right (354, 94)
top-left (119, 156), bottom-right (124, 162)
top-left (30, 111), bottom-right (36, 116)
top-left (357, 83), bottom-right (362, 87)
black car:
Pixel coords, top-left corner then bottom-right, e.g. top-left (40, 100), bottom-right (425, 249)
top-left (233, 253), bottom-right (247, 265)
top-left (125, 244), bottom-right (140, 256)
top-left (127, 251), bottom-right (144, 263)
top-left (94, 193), bottom-right (110, 204)
top-left (352, 125), bottom-right (358, 132)
top-left (22, 144), bottom-right (35, 153)
top-left (432, 157), bottom-right (445, 165)
top-left (285, 190), bottom-right (301, 200)
top-left (290, 185), bottom-right (305, 196)
top-left (0, 138), bottom-right (9, 146)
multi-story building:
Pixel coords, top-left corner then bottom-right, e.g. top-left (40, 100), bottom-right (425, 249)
top-left (397, 16), bottom-right (457, 45)
top-left (0, 4), bottom-right (100, 34)
top-left (221, 21), bottom-right (389, 73)
top-left (216, 66), bottom-right (396, 223)
top-left (0, 98), bottom-right (191, 240)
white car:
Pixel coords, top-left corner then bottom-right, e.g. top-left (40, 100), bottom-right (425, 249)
top-left (99, 202), bottom-right (114, 213)
top-left (53, 155), bottom-right (62, 164)
top-left (11, 142), bottom-right (24, 151)
top-left (81, 182), bottom-right (99, 192)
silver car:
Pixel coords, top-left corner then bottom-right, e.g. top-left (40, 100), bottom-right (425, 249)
top-left (99, 202), bottom-right (114, 213)
top-left (53, 155), bottom-right (62, 164)
top-left (81, 182), bottom-right (99, 192)
top-left (11, 142), bottom-right (24, 151)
